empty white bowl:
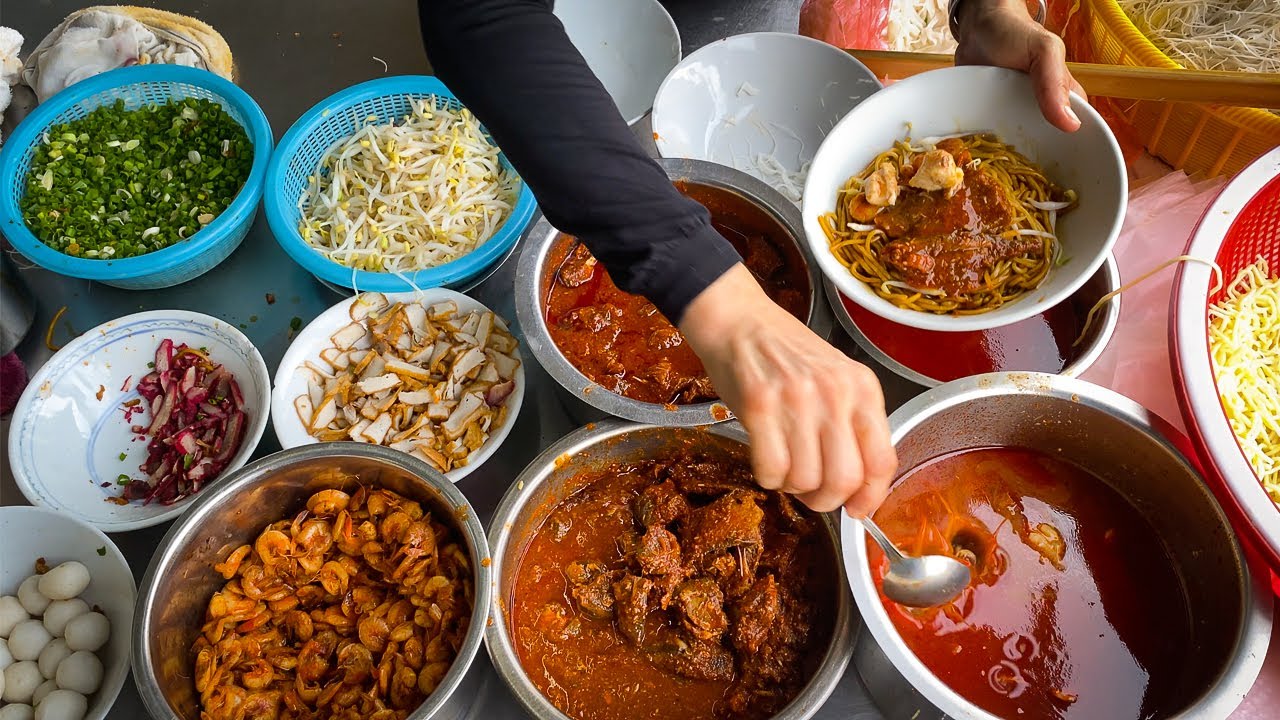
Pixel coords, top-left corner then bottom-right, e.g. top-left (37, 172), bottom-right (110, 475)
top-left (653, 31), bottom-right (882, 203)
top-left (270, 289), bottom-right (525, 482)
top-left (802, 65), bottom-right (1127, 332)
top-left (7, 311), bottom-right (271, 532)
top-left (0, 505), bottom-right (136, 720)
top-left (554, 0), bottom-right (681, 126)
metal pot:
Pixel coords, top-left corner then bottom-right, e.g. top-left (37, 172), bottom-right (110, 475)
top-left (132, 443), bottom-right (493, 720)
top-left (515, 157), bottom-right (833, 426)
top-left (826, 255), bottom-right (1122, 388)
top-left (844, 372), bottom-right (1273, 720)
top-left (485, 420), bottom-right (855, 720)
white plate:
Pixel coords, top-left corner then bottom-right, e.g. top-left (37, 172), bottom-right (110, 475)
top-left (653, 31), bottom-right (882, 203)
top-left (270, 289), bottom-right (525, 482)
top-left (8, 311), bottom-right (271, 532)
top-left (802, 65), bottom-right (1127, 332)
top-left (554, 0), bottom-right (681, 126)
top-left (0, 505), bottom-right (136, 720)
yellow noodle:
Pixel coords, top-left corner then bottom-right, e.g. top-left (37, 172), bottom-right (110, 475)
top-left (819, 134), bottom-right (1075, 314)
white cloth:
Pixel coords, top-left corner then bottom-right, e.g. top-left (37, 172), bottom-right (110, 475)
top-left (21, 9), bottom-right (221, 103)
top-left (0, 27), bottom-right (23, 141)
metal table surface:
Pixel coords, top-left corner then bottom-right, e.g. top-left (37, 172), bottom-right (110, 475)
top-left (0, 1), bottom-right (898, 718)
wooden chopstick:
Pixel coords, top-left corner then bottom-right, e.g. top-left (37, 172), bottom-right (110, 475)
top-left (848, 50), bottom-right (1280, 108)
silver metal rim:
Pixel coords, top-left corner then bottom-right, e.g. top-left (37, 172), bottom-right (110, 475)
top-left (484, 419), bottom-right (855, 720)
top-left (515, 158), bottom-right (834, 425)
top-left (844, 372), bottom-right (1274, 720)
top-left (131, 442), bottom-right (493, 720)
top-left (824, 255), bottom-right (1122, 388)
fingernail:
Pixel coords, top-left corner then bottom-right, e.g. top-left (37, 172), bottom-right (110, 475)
top-left (1064, 104), bottom-right (1080, 126)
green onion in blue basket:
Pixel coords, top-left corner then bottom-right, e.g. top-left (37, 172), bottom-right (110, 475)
top-left (19, 97), bottom-right (253, 259)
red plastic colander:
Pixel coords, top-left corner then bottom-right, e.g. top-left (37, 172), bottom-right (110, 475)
top-left (1171, 147), bottom-right (1280, 590)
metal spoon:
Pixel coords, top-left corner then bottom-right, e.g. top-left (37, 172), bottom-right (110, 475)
top-left (862, 517), bottom-right (972, 608)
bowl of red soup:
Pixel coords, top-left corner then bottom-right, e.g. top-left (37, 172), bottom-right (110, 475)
top-left (515, 158), bottom-right (832, 425)
top-left (845, 372), bottom-right (1272, 720)
top-left (486, 421), bottom-right (855, 720)
top-left (826, 255), bottom-right (1121, 387)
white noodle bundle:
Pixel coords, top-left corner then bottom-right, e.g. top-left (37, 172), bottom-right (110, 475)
top-left (1208, 257), bottom-right (1280, 503)
top-left (1118, 0), bottom-right (1280, 74)
top-left (299, 97), bottom-right (520, 273)
top-left (887, 0), bottom-right (957, 54)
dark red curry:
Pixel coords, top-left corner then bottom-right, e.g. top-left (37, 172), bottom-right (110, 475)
top-left (840, 291), bottom-right (1085, 381)
top-left (512, 451), bottom-right (836, 720)
top-left (870, 447), bottom-right (1191, 719)
top-left (543, 182), bottom-right (810, 405)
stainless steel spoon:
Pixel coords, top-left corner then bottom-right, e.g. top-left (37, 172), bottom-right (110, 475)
top-left (862, 517), bottom-right (972, 608)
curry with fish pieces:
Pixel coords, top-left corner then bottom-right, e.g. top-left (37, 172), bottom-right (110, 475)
top-left (543, 181), bottom-right (810, 405)
top-left (511, 450), bottom-right (837, 720)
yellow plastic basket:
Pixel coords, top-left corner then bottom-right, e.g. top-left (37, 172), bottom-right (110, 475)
top-left (1067, 0), bottom-right (1280, 177)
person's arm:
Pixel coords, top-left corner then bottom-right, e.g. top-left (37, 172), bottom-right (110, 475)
top-left (418, 0), bottom-right (740, 324)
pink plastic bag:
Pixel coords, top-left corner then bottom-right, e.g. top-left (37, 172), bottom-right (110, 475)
top-left (1078, 171), bottom-right (1225, 431)
top-left (799, 0), bottom-right (891, 51)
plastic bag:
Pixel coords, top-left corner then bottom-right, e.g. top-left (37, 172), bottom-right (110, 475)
top-left (1078, 171), bottom-right (1225, 431)
top-left (799, 0), bottom-right (891, 51)
top-left (21, 6), bottom-right (233, 103)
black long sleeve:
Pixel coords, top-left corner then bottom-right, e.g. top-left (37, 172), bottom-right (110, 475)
top-left (418, 0), bottom-right (741, 324)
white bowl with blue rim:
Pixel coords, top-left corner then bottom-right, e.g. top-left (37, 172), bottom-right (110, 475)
top-left (7, 310), bottom-right (270, 532)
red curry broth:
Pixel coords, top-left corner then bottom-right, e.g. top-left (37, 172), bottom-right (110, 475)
top-left (511, 451), bottom-right (836, 720)
top-left (870, 448), bottom-right (1191, 719)
top-left (543, 182), bottom-right (809, 405)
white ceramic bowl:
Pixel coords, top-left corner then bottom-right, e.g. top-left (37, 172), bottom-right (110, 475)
top-left (802, 65), bottom-right (1127, 332)
top-left (554, 0), bottom-right (680, 126)
top-left (0, 505), bottom-right (136, 720)
top-left (8, 311), bottom-right (271, 532)
top-left (653, 31), bottom-right (882, 203)
top-left (270, 290), bottom-right (525, 482)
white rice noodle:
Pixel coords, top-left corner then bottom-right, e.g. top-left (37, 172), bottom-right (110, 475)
top-left (886, 0), bottom-right (957, 54)
top-left (1118, 0), bottom-right (1280, 75)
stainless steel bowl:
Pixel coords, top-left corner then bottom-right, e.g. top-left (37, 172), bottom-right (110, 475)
top-left (132, 443), bottom-right (493, 720)
top-left (826, 256), bottom-right (1121, 388)
top-left (516, 158), bottom-right (834, 425)
top-left (844, 372), bottom-right (1273, 720)
top-left (485, 420), bottom-right (855, 720)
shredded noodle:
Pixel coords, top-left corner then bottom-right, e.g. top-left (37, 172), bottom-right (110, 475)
top-left (1118, 1), bottom-right (1280, 75)
top-left (1208, 257), bottom-right (1280, 502)
top-left (886, 0), bottom-right (957, 54)
top-left (298, 97), bottom-right (520, 273)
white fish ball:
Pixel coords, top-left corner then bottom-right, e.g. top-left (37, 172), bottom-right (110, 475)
top-left (0, 596), bottom-right (29, 637)
top-left (53, 652), bottom-right (101, 696)
top-left (0, 704), bottom-right (34, 720)
top-left (36, 564), bottom-right (90, 603)
top-left (62, 614), bottom-right (108, 654)
top-left (16, 578), bottom-right (51, 617)
top-left (31, 678), bottom-right (58, 706)
top-left (0, 637), bottom-right (13, 670)
top-left (8, 621), bottom-right (52, 662)
top-left (40, 601), bottom-right (88, 639)
top-left (36, 640), bottom-right (71, 681)
top-left (3, 660), bottom-right (43, 703)
top-left (35, 690), bottom-right (87, 720)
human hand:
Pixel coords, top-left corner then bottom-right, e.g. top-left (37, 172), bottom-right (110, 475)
top-left (679, 264), bottom-right (897, 517)
top-left (954, 0), bottom-right (1086, 133)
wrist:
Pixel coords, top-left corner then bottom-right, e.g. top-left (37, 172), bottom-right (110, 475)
top-left (951, 0), bottom-right (1043, 39)
top-left (678, 264), bottom-right (770, 354)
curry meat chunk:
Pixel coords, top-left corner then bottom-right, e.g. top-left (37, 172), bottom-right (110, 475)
top-left (675, 578), bottom-right (729, 642)
top-left (635, 526), bottom-right (684, 576)
top-left (612, 573), bottom-right (654, 645)
top-left (633, 480), bottom-right (691, 528)
top-left (684, 491), bottom-right (765, 562)
top-left (566, 560), bottom-right (616, 621)
top-left (557, 242), bottom-right (598, 287)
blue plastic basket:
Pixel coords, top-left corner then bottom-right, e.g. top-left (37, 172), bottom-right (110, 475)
top-left (0, 65), bottom-right (273, 290)
top-left (263, 76), bottom-right (537, 293)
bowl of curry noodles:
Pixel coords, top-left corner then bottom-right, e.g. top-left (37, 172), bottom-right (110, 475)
top-left (803, 66), bottom-right (1126, 333)
top-left (486, 421), bottom-right (855, 720)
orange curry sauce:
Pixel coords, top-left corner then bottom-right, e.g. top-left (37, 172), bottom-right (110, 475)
top-left (870, 448), bottom-right (1191, 719)
top-left (543, 182), bottom-right (809, 405)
